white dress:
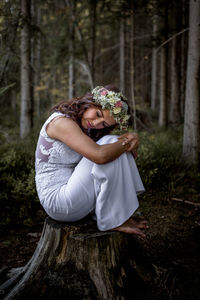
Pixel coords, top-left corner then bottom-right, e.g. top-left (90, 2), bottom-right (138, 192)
top-left (35, 112), bottom-right (145, 231)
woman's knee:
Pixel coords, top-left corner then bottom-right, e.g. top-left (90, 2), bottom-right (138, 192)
top-left (97, 134), bottom-right (118, 145)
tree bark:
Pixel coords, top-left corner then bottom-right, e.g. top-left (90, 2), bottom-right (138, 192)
top-left (158, 3), bottom-right (169, 128)
top-left (130, 1), bottom-right (137, 130)
top-left (20, 0), bottom-right (32, 138)
top-left (65, 0), bottom-right (93, 88)
top-left (183, 0), bottom-right (200, 165)
top-left (158, 46), bottom-right (168, 127)
top-left (120, 17), bottom-right (125, 93)
top-left (11, 89), bottom-right (17, 111)
top-left (151, 15), bottom-right (158, 110)
top-left (34, 0), bottom-right (41, 118)
top-left (169, 38), bottom-right (181, 124)
top-left (0, 217), bottom-right (154, 300)
top-left (90, 0), bottom-right (97, 86)
top-left (68, 1), bottom-right (76, 99)
top-left (180, 0), bottom-right (188, 117)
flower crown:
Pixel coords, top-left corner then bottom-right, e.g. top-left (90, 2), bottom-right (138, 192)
top-left (91, 86), bottom-right (130, 130)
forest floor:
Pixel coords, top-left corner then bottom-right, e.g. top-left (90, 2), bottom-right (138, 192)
top-left (0, 184), bottom-right (200, 299)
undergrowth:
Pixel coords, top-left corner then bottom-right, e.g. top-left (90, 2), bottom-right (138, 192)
top-left (137, 127), bottom-right (183, 192)
top-left (0, 125), bottom-right (198, 229)
top-left (0, 130), bottom-right (43, 229)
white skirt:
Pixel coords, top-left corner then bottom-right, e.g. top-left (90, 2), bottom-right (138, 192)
top-left (44, 135), bottom-right (145, 231)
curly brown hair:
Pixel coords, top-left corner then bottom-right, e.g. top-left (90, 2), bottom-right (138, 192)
top-left (51, 85), bottom-right (130, 141)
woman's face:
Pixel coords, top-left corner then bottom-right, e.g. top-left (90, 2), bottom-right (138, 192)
top-left (81, 106), bottom-right (116, 130)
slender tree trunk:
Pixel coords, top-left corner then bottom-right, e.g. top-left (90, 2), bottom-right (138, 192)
top-left (90, 0), bottom-right (97, 86)
top-left (158, 46), bottom-right (168, 127)
top-left (20, 0), bottom-right (32, 138)
top-left (29, 0), bottom-right (34, 126)
top-left (130, 1), bottom-right (136, 130)
top-left (180, 31), bottom-right (186, 117)
top-left (65, 0), bottom-right (93, 88)
top-left (11, 89), bottom-right (16, 111)
top-left (183, 0), bottom-right (200, 165)
top-left (35, 0), bottom-right (41, 117)
top-left (68, 53), bottom-right (75, 99)
top-left (169, 38), bottom-right (180, 124)
top-left (151, 15), bottom-right (158, 110)
top-left (143, 52), bottom-right (149, 104)
top-left (124, 18), bottom-right (130, 98)
top-left (68, 1), bottom-right (76, 99)
top-left (158, 4), bottom-right (168, 128)
top-left (180, 0), bottom-right (188, 117)
top-left (120, 17), bottom-right (125, 93)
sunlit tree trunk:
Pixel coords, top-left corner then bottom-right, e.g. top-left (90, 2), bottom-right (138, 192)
top-left (169, 38), bottom-right (180, 124)
top-left (120, 17), bottom-right (125, 93)
top-left (158, 46), bottom-right (168, 127)
top-left (183, 0), bottom-right (200, 165)
top-left (20, 0), bottom-right (32, 138)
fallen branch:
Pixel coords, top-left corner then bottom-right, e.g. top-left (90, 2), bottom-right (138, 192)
top-left (171, 197), bottom-right (200, 208)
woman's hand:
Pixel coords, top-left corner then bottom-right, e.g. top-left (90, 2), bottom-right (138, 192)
top-left (118, 132), bottom-right (139, 159)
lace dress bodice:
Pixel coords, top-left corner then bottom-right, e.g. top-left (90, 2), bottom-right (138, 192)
top-left (35, 112), bottom-right (82, 205)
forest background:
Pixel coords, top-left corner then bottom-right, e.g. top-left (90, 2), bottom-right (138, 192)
top-left (0, 0), bottom-right (200, 298)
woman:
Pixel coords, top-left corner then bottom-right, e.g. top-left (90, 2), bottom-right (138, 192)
top-left (35, 85), bottom-right (147, 237)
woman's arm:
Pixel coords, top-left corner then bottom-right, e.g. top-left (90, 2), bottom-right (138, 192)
top-left (47, 117), bottom-right (137, 164)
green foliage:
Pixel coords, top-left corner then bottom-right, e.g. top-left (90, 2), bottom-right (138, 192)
top-left (0, 137), bottom-right (42, 229)
top-left (137, 127), bottom-right (183, 191)
top-left (0, 125), bottom-right (197, 229)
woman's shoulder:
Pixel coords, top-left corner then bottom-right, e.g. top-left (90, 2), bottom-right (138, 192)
top-left (40, 112), bottom-right (69, 138)
top-left (46, 113), bottom-right (81, 140)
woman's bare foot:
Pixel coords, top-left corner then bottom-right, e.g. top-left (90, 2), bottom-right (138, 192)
top-left (112, 218), bottom-right (148, 237)
top-left (129, 218), bottom-right (149, 230)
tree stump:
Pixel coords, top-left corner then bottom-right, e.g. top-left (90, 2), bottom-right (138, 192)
top-left (0, 217), bottom-right (153, 300)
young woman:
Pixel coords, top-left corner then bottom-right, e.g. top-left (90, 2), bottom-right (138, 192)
top-left (35, 85), bottom-right (147, 237)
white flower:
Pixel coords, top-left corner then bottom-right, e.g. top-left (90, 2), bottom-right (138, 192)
top-left (113, 107), bottom-right (121, 114)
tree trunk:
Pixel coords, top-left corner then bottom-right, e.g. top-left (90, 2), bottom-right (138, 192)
top-left (169, 38), bottom-right (181, 124)
top-left (34, 0), bottom-right (41, 118)
top-left (120, 17), bottom-right (125, 93)
top-left (0, 217), bottom-right (155, 300)
top-left (68, 0), bottom-right (76, 99)
top-left (158, 46), bottom-right (168, 127)
top-left (65, 0), bottom-right (93, 88)
top-left (90, 0), bottom-right (97, 86)
top-left (130, 1), bottom-right (137, 130)
top-left (11, 89), bottom-right (17, 111)
top-left (180, 0), bottom-right (188, 117)
top-left (20, 0), bottom-right (32, 138)
top-left (151, 15), bottom-right (158, 110)
top-left (183, 0), bottom-right (200, 165)
top-left (68, 54), bottom-right (75, 99)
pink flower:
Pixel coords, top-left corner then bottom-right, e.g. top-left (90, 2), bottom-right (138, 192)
top-left (100, 90), bottom-right (108, 96)
top-left (115, 101), bottom-right (123, 108)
